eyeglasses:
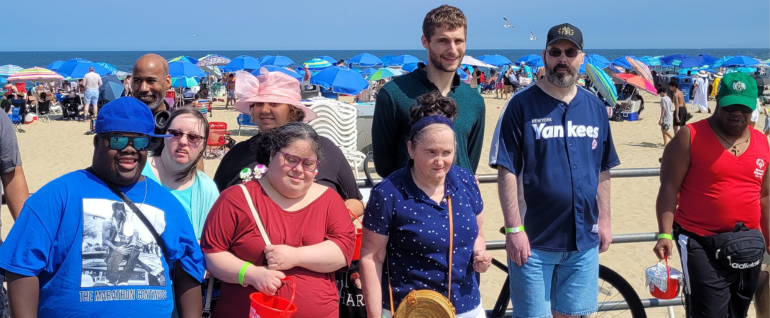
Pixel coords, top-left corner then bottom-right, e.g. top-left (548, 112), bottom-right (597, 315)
top-left (548, 48), bottom-right (580, 58)
top-left (167, 129), bottom-right (205, 143)
top-left (279, 151), bottom-right (319, 172)
top-left (722, 104), bottom-right (753, 114)
top-left (103, 134), bottom-right (151, 151)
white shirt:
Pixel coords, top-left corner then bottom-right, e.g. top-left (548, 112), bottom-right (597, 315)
top-left (83, 72), bottom-right (101, 90)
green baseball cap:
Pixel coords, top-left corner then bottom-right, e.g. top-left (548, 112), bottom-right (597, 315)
top-left (717, 72), bottom-right (758, 110)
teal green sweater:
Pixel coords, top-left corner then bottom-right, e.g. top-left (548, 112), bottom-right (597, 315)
top-left (372, 64), bottom-right (486, 177)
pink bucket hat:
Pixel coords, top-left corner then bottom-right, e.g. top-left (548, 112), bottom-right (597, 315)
top-left (233, 69), bottom-right (316, 121)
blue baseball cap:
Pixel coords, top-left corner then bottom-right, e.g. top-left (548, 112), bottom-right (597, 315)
top-left (95, 97), bottom-right (172, 137)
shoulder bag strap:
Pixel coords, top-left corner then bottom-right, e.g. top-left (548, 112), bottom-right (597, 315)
top-left (86, 167), bottom-right (170, 265)
top-left (238, 183), bottom-right (271, 246)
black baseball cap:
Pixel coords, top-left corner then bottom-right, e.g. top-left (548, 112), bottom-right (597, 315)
top-left (546, 23), bottom-right (583, 50)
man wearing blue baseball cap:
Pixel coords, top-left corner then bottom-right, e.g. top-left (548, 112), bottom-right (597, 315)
top-left (0, 97), bottom-right (205, 318)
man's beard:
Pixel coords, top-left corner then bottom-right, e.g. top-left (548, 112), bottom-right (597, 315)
top-left (545, 61), bottom-right (578, 88)
top-left (428, 50), bottom-right (462, 73)
top-left (143, 95), bottom-right (164, 113)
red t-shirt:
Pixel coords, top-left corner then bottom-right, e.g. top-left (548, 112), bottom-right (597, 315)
top-left (200, 180), bottom-right (355, 318)
top-left (675, 119), bottom-right (770, 236)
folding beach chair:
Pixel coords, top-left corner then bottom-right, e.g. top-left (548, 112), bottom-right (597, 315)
top-left (9, 107), bottom-right (23, 132)
top-left (204, 122), bottom-right (231, 159)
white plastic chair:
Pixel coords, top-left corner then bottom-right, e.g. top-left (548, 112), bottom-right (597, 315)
top-left (305, 98), bottom-right (367, 178)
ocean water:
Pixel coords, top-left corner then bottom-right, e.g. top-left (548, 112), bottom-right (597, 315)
top-left (0, 49), bottom-right (767, 72)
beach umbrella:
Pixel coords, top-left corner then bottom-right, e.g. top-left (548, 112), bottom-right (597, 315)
top-left (751, 74), bottom-right (770, 86)
top-left (724, 56), bottom-right (761, 67)
top-left (56, 60), bottom-right (111, 78)
top-left (0, 65), bottom-right (23, 77)
top-left (659, 54), bottom-right (691, 66)
top-left (735, 67), bottom-right (757, 74)
top-left (99, 75), bottom-right (125, 102)
top-left (168, 61), bottom-right (206, 78)
top-left (362, 68), bottom-right (378, 75)
top-left (303, 58), bottom-right (333, 71)
top-left (386, 55), bottom-right (421, 67)
top-left (696, 54), bottom-right (719, 66)
top-left (626, 57), bottom-right (655, 86)
top-left (46, 61), bottom-right (65, 72)
top-left (257, 55), bottom-right (272, 64)
top-left (675, 57), bottom-right (703, 69)
top-left (197, 54), bottom-right (231, 67)
top-left (349, 53), bottom-right (383, 67)
top-left (637, 56), bottom-right (661, 67)
top-left (221, 55), bottom-right (261, 72)
top-left (711, 56), bottom-right (735, 69)
top-left (403, 63), bottom-right (420, 72)
top-left (167, 55), bottom-right (199, 64)
top-left (171, 77), bottom-right (200, 88)
top-left (516, 54), bottom-right (543, 67)
top-left (585, 64), bottom-right (617, 106)
top-left (317, 55), bottom-right (337, 64)
top-left (380, 55), bottom-right (396, 66)
top-left (478, 54), bottom-right (512, 67)
top-left (0, 77), bottom-right (6, 84)
top-left (610, 56), bottom-right (635, 70)
top-left (579, 54), bottom-right (611, 73)
top-left (310, 67), bottom-right (370, 95)
top-left (613, 73), bottom-right (656, 95)
top-left (261, 56), bottom-right (295, 67)
top-left (461, 56), bottom-right (497, 69)
top-left (97, 62), bottom-right (119, 75)
top-left (7, 67), bottom-right (64, 82)
top-left (253, 66), bottom-right (303, 81)
top-left (368, 68), bottom-right (404, 81)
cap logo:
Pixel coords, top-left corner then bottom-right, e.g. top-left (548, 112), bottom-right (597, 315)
top-left (733, 81), bottom-right (746, 92)
top-left (558, 26), bottom-right (574, 36)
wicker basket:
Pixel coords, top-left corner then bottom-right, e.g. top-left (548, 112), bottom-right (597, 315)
top-left (394, 289), bottom-right (455, 318)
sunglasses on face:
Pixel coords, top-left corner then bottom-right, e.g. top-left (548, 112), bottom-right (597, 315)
top-left (547, 48), bottom-right (580, 58)
top-left (103, 135), bottom-right (151, 151)
top-left (721, 105), bottom-right (753, 114)
top-left (279, 151), bottom-right (319, 172)
top-left (167, 129), bottom-right (205, 143)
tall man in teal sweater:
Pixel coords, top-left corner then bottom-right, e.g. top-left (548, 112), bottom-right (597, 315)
top-left (372, 5), bottom-right (486, 178)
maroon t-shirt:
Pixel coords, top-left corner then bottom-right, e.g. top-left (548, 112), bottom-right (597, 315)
top-left (201, 180), bottom-right (355, 318)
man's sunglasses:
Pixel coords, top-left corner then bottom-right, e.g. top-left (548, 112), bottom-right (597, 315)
top-left (167, 129), bottom-right (205, 143)
top-left (102, 134), bottom-right (151, 151)
top-left (547, 48), bottom-right (580, 58)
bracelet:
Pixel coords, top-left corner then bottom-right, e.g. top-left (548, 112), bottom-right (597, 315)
top-left (658, 233), bottom-right (673, 240)
top-left (238, 262), bottom-right (252, 287)
top-left (505, 226), bottom-right (525, 234)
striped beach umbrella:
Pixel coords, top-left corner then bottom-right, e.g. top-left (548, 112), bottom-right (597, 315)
top-left (368, 68), bottom-right (404, 81)
top-left (626, 57), bottom-right (654, 88)
top-left (303, 58), bottom-right (332, 71)
top-left (197, 54), bottom-right (231, 67)
top-left (167, 55), bottom-right (199, 64)
top-left (585, 64), bottom-right (617, 106)
top-left (0, 65), bottom-right (23, 76)
top-left (7, 67), bottom-right (64, 82)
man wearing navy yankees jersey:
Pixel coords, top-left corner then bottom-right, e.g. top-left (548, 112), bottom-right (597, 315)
top-left (489, 23), bottom-right (620, 318)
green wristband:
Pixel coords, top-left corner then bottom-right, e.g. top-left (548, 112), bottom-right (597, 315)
top-left (238, 262), bottom-right (252, 287)
top-left (505, 226), bottom-right (525, 234)
top-left (658, 233), bottom-right (673, 240)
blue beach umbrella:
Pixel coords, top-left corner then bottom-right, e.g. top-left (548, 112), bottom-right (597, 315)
top-left (610, 56), bottom-right (636, 70)
top-left (303, 58), bottom-right (332, 71)
top-left (168, 61), bottom-right (206, 78)
top-left (310, 67), bottom-right (370, 95)
top-left (580, 54), bottom-right (611, 73)
top-left (362, 68), bottom-right (378, 75)
top-left (386, 55), bottom-right (421, 67)
top-left (380, 55), bottom-right (396, 66)
top-left (368, 68), bottom-right (404, 81)
top-left (659, 54), bottom-right (691, 66)
top-left (349, 53), bottom-right (383, 67)
top-left (676, 57), bottom-right (703, 69)
top-left (711, 56), bottom-right (734, 69)
top-left (516, 54), bottom-right (542, 67)
top-left (0, 77), bottom-right (6, 84)
top-left (46, 61), bottom-right (65, 72)
top-left (402, 63), bottom-right (419, 72)
top-left (637, 56), bottom-right (661, 67)
top-left (56, 60), bottom-right (111, 78)
top-left (696, 54), bottom-right (719, 66)
top-left (254, 66), bottom-right (303, 81)
top-left (0, 65), bottom-right (23, 77)
top-left (99, 75), bottom-right (125, 102)
top-left (261, 56), bottom-right (295, 67)
top-left (221, 55), bottom-right (262, 72)
top-left (724, 56), bottom-right (761, 67)
top-left (167, 55), bottom-right (199, 64)
top-left (97, 62), bottom-right (119, 75)
top-left (478, 54), bottom-right (512, 67)
top-left (317, 55), bottom-right (337, 64)
top-left (171, 77), bottom-right (200, 88)
top-left (257, 55), bottom-right (272, 64)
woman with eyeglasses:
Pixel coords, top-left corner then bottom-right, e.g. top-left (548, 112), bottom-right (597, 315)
top-left (141, 107), bottom-right (219, 239)
top-left (200, 122), bottom-right (355, 318)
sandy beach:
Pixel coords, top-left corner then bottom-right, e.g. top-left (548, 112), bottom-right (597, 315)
top-left (0, 91), bottom-right (758, 317)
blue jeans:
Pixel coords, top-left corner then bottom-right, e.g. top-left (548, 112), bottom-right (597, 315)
top-left (508, 246), bottom-right (599, 318)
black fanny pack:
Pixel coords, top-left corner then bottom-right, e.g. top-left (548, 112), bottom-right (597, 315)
top-left (699, 223), bottom-right (766, 270)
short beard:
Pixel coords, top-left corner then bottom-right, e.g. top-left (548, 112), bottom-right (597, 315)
top-left (545, 61), bottom-right (577, 88)
top-left (145, 96), bottom-right (164, 113)
top-left (428, 50), bottom-right (461, 73)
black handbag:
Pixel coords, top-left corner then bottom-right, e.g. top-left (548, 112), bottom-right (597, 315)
top-left (701, 222), bottom-right (766, 270)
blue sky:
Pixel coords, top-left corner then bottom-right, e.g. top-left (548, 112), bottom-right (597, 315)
top-left (7, 0), bottom-right (769, 51)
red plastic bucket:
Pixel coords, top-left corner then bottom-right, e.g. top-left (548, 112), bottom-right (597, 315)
top-left (650, 258), bottom-right (680, 299)
top-left (349, 210), bottom-right (363, 261)
top-left (249, 277), bottom-right (297, 318)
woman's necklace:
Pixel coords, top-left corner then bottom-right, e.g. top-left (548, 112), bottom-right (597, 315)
top-left (708, 119), bottom-right (749, 155)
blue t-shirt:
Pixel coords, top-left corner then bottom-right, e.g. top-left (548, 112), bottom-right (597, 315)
top-left (363, 165), bottom-right (483, 314)
top-left (489, 85), bottom-right (620, 252)
top-left (0, 170), bottom-right (205, 318)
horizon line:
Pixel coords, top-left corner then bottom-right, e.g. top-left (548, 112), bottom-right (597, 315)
top-left (0, 47), bottom-right (767, 53)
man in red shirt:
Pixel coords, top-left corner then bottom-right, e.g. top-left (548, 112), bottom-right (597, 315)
top-left (655, 72), bottom-right (769, 318)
